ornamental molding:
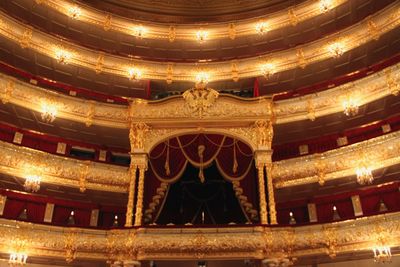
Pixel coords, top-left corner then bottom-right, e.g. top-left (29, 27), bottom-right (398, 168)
top-left (129, 94), bottom-right (271, 121)
top-left (182, 87), bottom-right (219, 118)
top-left (37, 0), bottom-right (346, 41)
top-left (0, 61), bottom-right (399, 128)
top-left (0, 73), bottom-right (128, 129)
top-left (0, 3), bottom-right (398, 82)
top-left (1, 128), bottom-right (400, 192)
top-left (0, 140), bottom-right (128, 193)
top-left (0, 213), bottom-right (398, 261)
top-left (273, 130), bottom-right (400, 188)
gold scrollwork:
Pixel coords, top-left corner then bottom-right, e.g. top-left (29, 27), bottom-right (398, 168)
top-left (182, 86), bottom-right (219, 118)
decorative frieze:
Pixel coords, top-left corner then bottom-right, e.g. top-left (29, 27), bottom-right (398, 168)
top-left (0, 213), bottom-right (398, 262)
top-left (0, 4), bottom-right (398, 82)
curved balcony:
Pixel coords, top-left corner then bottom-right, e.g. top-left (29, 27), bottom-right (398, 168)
top-left (0, 212), bottom-right (398, 264)
top-left (1, 0), bottom-right (388, 62)
top-left (0, 3), bottom-right (398, 83)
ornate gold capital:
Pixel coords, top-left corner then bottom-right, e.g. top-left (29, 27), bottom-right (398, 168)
top-left (129, 122), bottom-right (150, 152)
top-left (253, 120), bottom-right (273, 150)
top-left (254, 150), bottom-right (273, 169)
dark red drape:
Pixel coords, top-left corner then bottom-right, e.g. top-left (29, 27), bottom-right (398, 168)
top-left (26, 202), bottom-right (46, 223)
top-left (3, 198), bottom-right (26, 219)
top-left (144, 134), bottom-right (258, 223)
top-left (52, 206), bottom-right (73, 225)
top-left (253, 77), bottom-right (260, 97)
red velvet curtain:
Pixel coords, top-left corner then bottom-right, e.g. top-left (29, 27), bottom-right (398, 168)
top-left (26, 202), bottom-right (46, 223)
top-left (74, 209), bottom-right (91, 226)
top-left (52, 206), bottom-right (73, 225)
top-left (277, 199), bottom-right (309, 224)
top-left (360, 182), bottom-right (400, 215)
top-left (3, 198), bottom-right (26, 219)
top-left (143, 134), bottom-right (258, 223)
top-left (99, 206), bottom-right (126, 228)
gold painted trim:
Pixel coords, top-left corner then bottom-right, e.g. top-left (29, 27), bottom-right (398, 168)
top-left (38, 0), bottom-right (346, 41)
top-left (0, 212), bottom-right (398, 261)
top-left (1, 61), bottom-right (399, 128)
top-left (274, 130), bottom-right (400, 188)
top-left (0, 3), bottom-right (398, 82)
top-left (0, 140), bottom-right (129, 193)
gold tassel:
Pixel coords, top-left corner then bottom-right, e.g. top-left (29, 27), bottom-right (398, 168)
top-left (164, 140), bottom-right (171, 176)
top-left (233, 140), bottom-right (238, 174)
top-left (198, 145), bottom-right (205, 183)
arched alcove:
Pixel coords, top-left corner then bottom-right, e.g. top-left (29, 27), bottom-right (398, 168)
top-left (143, 133), bottom-right (260, 225)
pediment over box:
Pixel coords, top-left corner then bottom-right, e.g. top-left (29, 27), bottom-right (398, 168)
top-left (128, 90), bottom-right (273, 153)
top-left (129, 91), bottom-right (272, 121)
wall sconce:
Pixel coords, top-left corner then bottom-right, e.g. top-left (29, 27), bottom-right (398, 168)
top-left (24, 174), bottom-right (41, 193)
top-left (127, 67), bottom-right (143, 81)
top-left (332, 205), bottom-right (340, 220)
top-left (54, 47), bottom-right (72, 64)
top-left (67, 6), bottom-right (81, 19)
top-left (289, 212), bottom-right (296, 225)
top-left (255, 21), bottom-right (269, 34)
top-left (373, 246), bottom-right (392, 263)
top-left (327, 41), bottom-right (346, 58)
top-left (40, 101), bottom-right (58, 123)
top-left (342, 97), bottom-right (359, 117)
top-left (260, 63), bottom-right (276, 79)
top-left (195, 72), bottom-right (210, 89)
top-left (68, 210), bottom-right (75, 225)
top-left (113, 215), bottom-right (119, 227)
top-left (355, 165), bottom-right (373, 185)
top-left (133, 25), bottom-right (146, 38)
top-left (9, 252), bottom-right (28, 265)
top-left (319, 0), bottom-right (333, 13)
top-left (196, 29), bottom-right (208, 43)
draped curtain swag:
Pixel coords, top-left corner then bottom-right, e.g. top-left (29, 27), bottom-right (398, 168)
top-left (144, 134), bottom-right (259, 223)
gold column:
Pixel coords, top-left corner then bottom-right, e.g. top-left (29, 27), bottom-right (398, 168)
top-left (134, 164), bottom-right (147, 226)
top-left (257, 163), bottom-right (268, 224)
top-left (127, 119), bottom-right (149, 227)
top-left (125, 163), bottom-right (137, 227)
top-left (266, 164), bottom-right (277, 225)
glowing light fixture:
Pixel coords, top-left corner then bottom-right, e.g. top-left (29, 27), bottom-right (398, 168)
top-left (54, 47), bottom-right (72, 64)
top-left (319, 0), bottom-right (333, 13)
top-left (133, 25), bottom-right (146, 38)
top-left (195, 72), bottom-right (210, 88)
top-left (332, 205), bottom-right (340, 220)
top-left (113, 215), bottom-right (119, 227)
top-left (260, 63), bottom-right (276, 79)
top-left (342, 97), bottom-right (359, 117)
top-left (24, 174), bottom-right (41, 192)
top-left (255, 21), bottom-right (269, 34)
top-left (67, 6), bottom-right (81, 19)
top-left (373, 246), bottom-right (392, 263)
top-left (9, 253), bottom-right (28, 265)
top-left (327, 41), bottom-right (345, 58)
top-left (289, 212), bottom-right (296, 225)
top-left (127, 67), bottom-right (143, 81)
top-left (196, 29), bottom-right (208, 43)
top-left (40, 101), bottom-right (58, 123)
top-left (356, 165), bottom-right (373, 185)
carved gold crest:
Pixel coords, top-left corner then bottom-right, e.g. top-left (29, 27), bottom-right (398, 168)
top-left (182, 86), bottom-right (219, 118)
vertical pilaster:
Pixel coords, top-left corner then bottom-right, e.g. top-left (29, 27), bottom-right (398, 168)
top-left (255, 151), bottom-right (270, 225)
top-left (127, 120), bottom-right (149, 227)
top-left (256, 164), bottom-right (268, 224)
top-left (266, 163), bottom-right (277, 225)
top-left (125, 165), bottom-right (137, 227)
top-left (134, 163), bottom-right (147, 226)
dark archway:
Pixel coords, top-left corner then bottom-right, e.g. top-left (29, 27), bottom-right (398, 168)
top-left (156, 163), bottom-right (250, 225)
